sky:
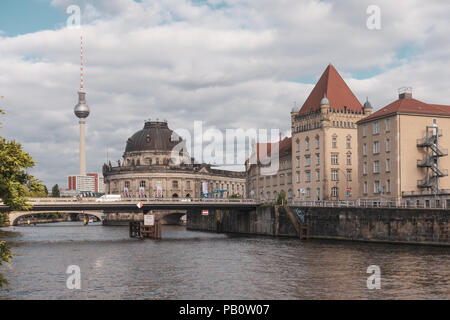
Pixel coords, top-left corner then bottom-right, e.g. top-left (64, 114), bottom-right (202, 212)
top-left (0, 0), bottom-right (449, 188)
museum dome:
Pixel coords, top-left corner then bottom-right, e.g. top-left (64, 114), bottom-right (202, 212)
top-left (124, 120), bottom-right (183, 153)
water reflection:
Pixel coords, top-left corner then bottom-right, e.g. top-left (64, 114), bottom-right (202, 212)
top-left (0, 222), bottom-right (449, 299)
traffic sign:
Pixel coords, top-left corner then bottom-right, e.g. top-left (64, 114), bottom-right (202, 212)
top-left (136, 202), bottom-right (143, 209)
top-left (144, 214), bottom-right (155, 226)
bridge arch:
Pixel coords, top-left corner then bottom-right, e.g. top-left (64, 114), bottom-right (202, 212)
top-left (7, 211), bottom-right (103, 226)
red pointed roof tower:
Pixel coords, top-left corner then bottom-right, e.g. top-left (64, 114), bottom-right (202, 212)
top-left (299, 64), bottom-right (363, 115)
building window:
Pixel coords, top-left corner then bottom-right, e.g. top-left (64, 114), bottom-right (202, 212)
top-left (346, 169), bottom-right (352, 181)
top-left (332, 136), bottom-right (337, 148)
top-left (156, 158), bottom-right (160, 165)
top-left (386, 119), bottom-right (391, 132)
top-left (331, 187), bottom-right (339, 198)
top-left (374, 121), bottom-right (380, 134)
top-left (373, 160), bottom-right (380, 174)
top-left (374, 181), bottom-right (381, 194)
top-left (306, 188), bottom-right (311, 198)
top-left (363, 181), bottom-right (368, 194)
top-left (373, 141), bottom-right (380, 154)
top-left (172, 180), bottom-right (179, 188)
top-left (305, 155), bottom-right (311, 167)
top-left (125, 181), bottom-right (130, 188)
top-left (305, 137), bottom-right (310, 150)
top-left (331, 154), bottom-right (339, 165)
top-left (315, 135), bottom-right (320, 149)
top-left (296, 157), bottom-right (300, 168)
top-left (346, 153), bottom-right (351, 165)
top-left (316, 188), bottom-right (321, 199)
top-left (316, 170), bottom-right (320, 182)
top-left (363, 125), bottom-right (367, 137)
top-left (363, 143), bottom-right (367, 156)
top-left (267, 192), bottom-right (271, 201)
top-left (346, 137), bottom-right (351, 149)
top-left (386, 139), bottom-right (391, 152)
top-left (386, 179), bottom-right (391, 193)
top-left (296, 172), bottom-right (300, 183)
top-left (305, 171), bottom-right (311, 183)
top-left (363, 162), bottom-right (367, 175)
top-left (140, 181), bottom-right (146, 188)
top-left (331, 169), bottom-right (339, 181)
top-left (316, 154), bottom-right (320, 165)
top-left (296, 139), bottom-right (300, 152)
top-left (186, 181), bottom-right (191, 189)
top-left (386, 159), bottom-right (391, 172)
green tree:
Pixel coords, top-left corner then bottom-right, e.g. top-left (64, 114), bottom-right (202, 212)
top-left (277, 190), bottom-right (287, 205)
top-left (0, 241), bottom-right (12, 287)
top-left (1, 109), bottom-right (43, 286)
top-left (52, 184), bottom-right (60, 197)
top-left (44, 185), bottom-right (49, 196)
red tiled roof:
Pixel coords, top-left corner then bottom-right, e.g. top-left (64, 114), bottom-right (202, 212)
top-left (298, 64), bottom-right (363, 114)
top-left (255, 137), bottom-right (292, 161)
top-left (358, 98), bottom-right (450, 123)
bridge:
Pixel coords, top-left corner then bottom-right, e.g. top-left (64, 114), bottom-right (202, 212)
top-left (0, 198), bottom-right (258, 226)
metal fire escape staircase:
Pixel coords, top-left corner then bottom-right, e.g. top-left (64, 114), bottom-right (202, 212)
top-left (416, 126), bottom-right (448, 192)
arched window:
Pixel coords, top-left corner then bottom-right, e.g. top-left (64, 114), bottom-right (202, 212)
top-left (273, 191), bottom-right (278, 200)
top-left (332, 135), bottom-right (338, 148)
top-left (331, 187), bottom-right (339, 198)
top-left (267, 192), bottom-right (271, 200)
top-left (288, 189), bottom-right (293, 200)
top-left (346, 136), bottom-right (351, 149)
top-left (305, 137), bottom-right (310, 150)
top-left (315, 135), bottom-right (320, 149)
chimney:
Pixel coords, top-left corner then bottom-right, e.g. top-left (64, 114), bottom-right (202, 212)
top-left (398, 87), bottom-right (412, 99)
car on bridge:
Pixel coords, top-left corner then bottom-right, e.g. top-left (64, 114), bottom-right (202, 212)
top-left (95, 194), bottom-right (122, 202)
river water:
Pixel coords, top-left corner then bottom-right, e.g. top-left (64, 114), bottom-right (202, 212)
top-left (0, 222), bottom-right (449, 300)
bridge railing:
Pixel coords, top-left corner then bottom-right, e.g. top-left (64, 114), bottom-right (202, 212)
top-left (26, 197), bottom-right (258, 204)
top-left (288, 199), bottom-right (448, 210)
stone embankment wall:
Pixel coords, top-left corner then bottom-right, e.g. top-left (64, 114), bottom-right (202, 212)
top-left (187, 206), bottom-right (449, 246)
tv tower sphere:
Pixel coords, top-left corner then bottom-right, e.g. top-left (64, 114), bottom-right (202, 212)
top-left (74, 91), bottom-right (90, 119)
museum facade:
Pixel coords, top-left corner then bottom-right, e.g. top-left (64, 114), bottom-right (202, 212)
top-left (102, 120), bottom-right (246, 199)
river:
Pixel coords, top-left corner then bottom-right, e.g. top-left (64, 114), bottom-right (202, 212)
top-left (0, 222), bottom-right (449, 299)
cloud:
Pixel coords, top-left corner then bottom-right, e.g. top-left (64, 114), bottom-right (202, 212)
top-left (0, 0), bottom-right (449, 188)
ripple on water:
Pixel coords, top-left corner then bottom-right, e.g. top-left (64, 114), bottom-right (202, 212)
top-left (0, 222), bottom-right (449, 299)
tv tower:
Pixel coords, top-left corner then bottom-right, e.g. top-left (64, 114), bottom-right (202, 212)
top-left (74, 35), bottom-right (90, 176)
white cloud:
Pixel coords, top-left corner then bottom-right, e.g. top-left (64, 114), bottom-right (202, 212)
top-left (0, 0), bottom-right (449, 187)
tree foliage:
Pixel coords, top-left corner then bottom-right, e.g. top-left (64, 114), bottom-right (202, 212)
top-left (0, 241), bottom-right (12, 286)
top-left (277, 190), bottom-right (287, 205)
top-left (52, 184), bottom-right (60, 197)
top-left (1, 109), bottom-right (44, 286)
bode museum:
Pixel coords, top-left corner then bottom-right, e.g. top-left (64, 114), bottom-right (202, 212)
top-left (102, 120), bottom-right (246, 199)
